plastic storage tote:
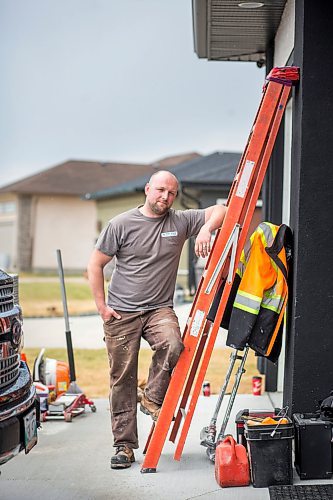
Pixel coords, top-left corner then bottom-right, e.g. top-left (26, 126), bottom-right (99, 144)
top-left (245, 418), bottom-right (293, 488)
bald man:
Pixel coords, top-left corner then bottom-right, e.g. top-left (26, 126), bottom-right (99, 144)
top-left (87, 170), bottom-right (226, 469)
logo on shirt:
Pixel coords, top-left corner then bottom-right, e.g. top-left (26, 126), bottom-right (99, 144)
top-left (161, 231), bottom-right (178, 238)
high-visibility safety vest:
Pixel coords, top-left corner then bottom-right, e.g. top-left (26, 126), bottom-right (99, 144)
top-left (226, 222), bottom-right (292, 362)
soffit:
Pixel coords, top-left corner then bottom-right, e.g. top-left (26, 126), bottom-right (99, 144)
top-left (193, 0), bottom-right (287, 64)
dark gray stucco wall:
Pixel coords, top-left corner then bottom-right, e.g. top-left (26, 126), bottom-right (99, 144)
top-left (283, 1), bottom-right (333, 413)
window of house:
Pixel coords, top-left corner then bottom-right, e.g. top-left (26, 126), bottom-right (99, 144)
top-left (0, 202), bottom-right (16, 214)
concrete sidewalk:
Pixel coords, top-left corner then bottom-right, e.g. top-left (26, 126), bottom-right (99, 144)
top-left (1, 394), bottom-right (274, 500)
top-left (22, 303), bottom-right (227, 350)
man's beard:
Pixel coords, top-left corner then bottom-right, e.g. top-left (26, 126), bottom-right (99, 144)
top-left (149, 200), bottom-right (169, 216)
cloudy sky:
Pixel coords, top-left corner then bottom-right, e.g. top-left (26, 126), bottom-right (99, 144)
top-left (0, 0), bottom-right (265, 187)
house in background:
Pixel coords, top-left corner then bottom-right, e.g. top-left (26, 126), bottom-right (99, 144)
top-left (0, 153), bottom-right (198, 273)
top-left (86, 151), bottom-right (261, 292)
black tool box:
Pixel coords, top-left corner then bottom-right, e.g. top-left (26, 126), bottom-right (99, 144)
top-left (293, 413), bottom-right (333, 480)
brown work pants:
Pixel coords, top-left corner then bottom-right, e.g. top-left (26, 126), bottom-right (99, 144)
top-left (103, 307), bottom-right (183, 449)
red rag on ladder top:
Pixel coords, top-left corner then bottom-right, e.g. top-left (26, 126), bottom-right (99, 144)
top-left (265, 66), bottom-right (300, 87)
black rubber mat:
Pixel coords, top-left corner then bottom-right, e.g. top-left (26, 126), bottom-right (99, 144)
top-left (269, 484), bottom-right (333, 500)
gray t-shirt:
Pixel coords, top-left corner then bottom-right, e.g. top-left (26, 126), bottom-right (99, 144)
top-left (96, 207), bottom-right (205, 311)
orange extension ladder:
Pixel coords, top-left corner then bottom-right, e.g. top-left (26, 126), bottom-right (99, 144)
top-left (141, 66), bottom-right (299, 473)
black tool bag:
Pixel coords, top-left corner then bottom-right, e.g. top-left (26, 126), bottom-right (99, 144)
top-left (319, 391), bottom-right (333, 422)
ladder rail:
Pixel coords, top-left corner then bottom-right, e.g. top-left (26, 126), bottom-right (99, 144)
top-left (173, 83), bottom-right (292, 461)
top-left (169, 81), bottom-right (286, 451)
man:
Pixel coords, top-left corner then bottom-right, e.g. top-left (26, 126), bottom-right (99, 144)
top-left (87, 170), bottom-right (226, 469)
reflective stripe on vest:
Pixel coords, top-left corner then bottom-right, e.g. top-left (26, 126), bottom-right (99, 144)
top-left (233, 289), bottom-right (262, 315)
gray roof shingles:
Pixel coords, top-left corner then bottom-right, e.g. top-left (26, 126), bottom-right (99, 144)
top-left (0, 153), bottom-right (201, 197)
top-left (86, 152), bottom-right (241, 200)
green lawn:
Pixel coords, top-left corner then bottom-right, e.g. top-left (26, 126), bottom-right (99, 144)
top-left (19, 280), bottom-right (97, 317)
top-left (20, 281), bottom-right (93, 301)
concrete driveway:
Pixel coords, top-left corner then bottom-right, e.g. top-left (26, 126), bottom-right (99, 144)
top-left (6, 304), bottom-right (328, 498)
top-left (0, 395), bottom-right (273, 500)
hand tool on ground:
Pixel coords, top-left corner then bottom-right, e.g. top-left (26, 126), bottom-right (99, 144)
top-left (202, 347), bottom-right (249, 462)
top-left (33, 250), bottom-right (96, 421)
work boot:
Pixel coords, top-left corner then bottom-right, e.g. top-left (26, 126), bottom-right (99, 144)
top-left (140, 393), bottom-right (161, 421)
top-left (110, 445), bottom-right (135, 469)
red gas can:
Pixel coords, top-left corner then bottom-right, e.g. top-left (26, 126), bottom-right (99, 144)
top-left (215, 435), bottom-right (250, 488)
